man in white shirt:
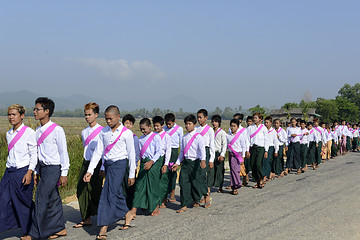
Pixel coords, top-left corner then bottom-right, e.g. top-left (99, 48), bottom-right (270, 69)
top-left (0, 104), bottom-right (37, 237)
top-left (25, 98), bottom-right (70, 240)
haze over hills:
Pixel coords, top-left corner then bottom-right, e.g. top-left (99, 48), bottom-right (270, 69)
top-left (0, 91), bottom-right (209, 112)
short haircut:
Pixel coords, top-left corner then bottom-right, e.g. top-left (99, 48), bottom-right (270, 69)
top-left (230, 118), bottom-right (240, 127)
top-left (253, 112), bottom-right (263, 120)
top-left (300, 120), bottom-right (306, 124)
top-left (197, 109), bottom-right (208, 117)
top-left (211, 114), bottom-right (222, 124)
top-left (105, 105), bottom-right (120, 115)
top-left (246, 116), bottom-right (254, 122)
top-left (307, 122), bottom-right (313, 126)
top-left (122, 114), bottom-right (135, 125)
top-left (84, 102), bottom-right (99, 114)
top-left (184, 114), bottom-right (197, 124)
top-left (35, 97), bottom-right (55, 117)
top-left (290, 117), bottom-right (297, 122)
top-left (8, 104), bottom-right (26, 115)
top-left (233, 113), bottom-right (244, 120)
top-left (320, 121), bottom-right (325, 126)
top-left (297, 118), bottom-right (302, 122)
top-left (313, 118), bottom-right (319, 123)
top-left (164, 113), bottom-right (176, 122)
top-left (273, 118), bottom-right (281, 123)
top-left (139, 118), bottom-right (151, 126)
top-left (152, 116), bottom-right (164, 126)
top-left (333, 120), bottom-right (338, 124)
top-left (264, 116), bottom-right (272, 122)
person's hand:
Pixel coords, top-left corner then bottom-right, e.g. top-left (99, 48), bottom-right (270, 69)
top-left (285, 147), bottom-right (288, 151)
top-left (200, 160), bottom-right (206, 169)
top-left (22, 170), bottom-right (33, 185)
top-left (34, 174), bottom-right (40, 185)
top-left (128, 178), bottom-right (135, 186)
top-left (209, 162), bottom-right (214, 169)
top-left (99, 170), bottom-right (105, 178)
top-left (161, 165), bottom-right (168, 174)
top-left (218, 155), bottom-right (224, 162)
top-left (246, 151), bottom-right (250, 158)
top-left (59, 176), bottom-right (68, 187)
top-left (274, 153), bottom-right (278, 158)
top-left (144, 160), bottom-right (154, 170)
top-left (305, 132), bottom-right (309, 135)
top-left (264, 152), bottom-right (268, 159)
top-left (171, 164), bottom-right (178, 172)
top-left (83, 172), bottom-right (92, 182)
top-left (316, 144), bottom-right (319, 148)
top-left (291, 134), bottom-right (297, 138)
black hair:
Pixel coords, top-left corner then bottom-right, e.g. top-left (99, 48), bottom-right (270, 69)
top-left (184, 114), bottom-right (197, 124)
top-left (297, 118), bottom-right (302, 122)
top-left (290, 117), bottom-right (297, 122)
top-left (264, 116), bottom-right (272, 122)
top-left (164, 113), bottom-right (176, 122)
top-left (139, 118), bottom-right (151, 126)
top-left (233, 113), bottom-right (244, 120)
top-left (211, 115), bottom-right (222, 124)
top-left (230, 118), bottom-right (240, 127)
top-left (333, 119), bottom-right (338, 124)
top-left (320, 121), bottom-right (325, 126)
top-left (300, 120), bottom-right (306, 124)
top-left (122, 114), bottom-right (135, 125)
top-left (152, 116), bottom-right (164, 126)
top-left (307, 122), bottom-right (313, 126)
top-left (105, 105), bottom-right (120, 115)
top-left (246, 116), bottom-right (254, 122)
top-left (35, 97), bottom-right (55, 117)
top-left (197, 109), bottom-right (208, 117)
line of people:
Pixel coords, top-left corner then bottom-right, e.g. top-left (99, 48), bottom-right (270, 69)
top-left (0, 97), bottom-right (359, 240)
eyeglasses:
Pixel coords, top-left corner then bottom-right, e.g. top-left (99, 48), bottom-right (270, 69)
top-left (33, 108), bottom-right (44, 112)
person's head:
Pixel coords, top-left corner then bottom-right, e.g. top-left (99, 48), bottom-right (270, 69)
top-left (233, 113), bottom-right (244, 123)
top-left (313, 118), bottom-right (319, 127)
top-left (341, 120), bottom-right (346, 125)
top-left (300, 120), bottom-right (306, 129)
top-left (273, 118), bottom-right (281, 129)
top-left (122, 114), bottom-right (136, 129)
top-left (296, 118), bottom-right (302, 127)
top-left (139, 118), bottom-right (152, 135)
top-left (325, 124), bottom-right (330, 130)
top-left (230, 118), bottom-right (240, 134)
top-left (34, 97), bottom-right (55, 120)
top-left (290, 118), bottom-right (297, 127)
top-left (246, 116), bottom-right (254, 126)
top-left (320, 122), bottom-right (326, 129)
top-left (105, 105), bottom-right (120, 129)
top-left (152, 116), bottom-right (164, 133)
top-left (307, 122), bottom-right (313, 130)
top-left (211, 115), bottom-right (222, 129)
top-left (331, 125), bottom-right (335, 131)
top-left (264, 116), bottom-right (272, 129)
top-left (253, 112), bottom-right (263, 125)
top-left (197, 109), bottom-right (208, 126)
top-left (84, 102), bottom-right (99, 125)
top-left (333, 120), bottom-right (338, 126)
top-left (164, 113), bottom-right (176, 129)
top-left (8, 104), bottom-right (25, 127)
top-left (353, 124), bottom-right (358, 129)
top-left (184, 114), bottom-right (197, 132)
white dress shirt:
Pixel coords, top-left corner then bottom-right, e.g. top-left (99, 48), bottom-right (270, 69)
top-left (331, 131), bottom-right (339, 144)
top-left (6, 124), bottom-right (37, 171)
top-left (299, 128), bottom-right (309, 145)
top-left (286, 126), bottom-right (302, 144)
top-left (133, 134), bottom-right (140, 163)
top-left (195, 124), bottom-right (215, 163)
top-left (307, 128), bottom-right (319, 143)
top-left (214, 128), bottom-right (227, 158)
top-left (163, 123), bottom-right (184, 149)
top-left (177, 130), bottom-right (205, 164)
top-left (267, 127), bottom-right (279, 153)
top-left (81, 123), bottom-right (103, 161)
top-left (139, 132), bottom-right (164, 163)
top-left (313, 126), bottom-right (326, 145)
top-left (227, 127), bottom-right (248, 158)
top-left (247, 123), bottom-right (270, 151)
top-left (275, 127), bottom-right (287, 146)
top-left (88, 124), bottom-right (136, 178)
top-left (158, 130), bottom-right (172, 165)
top-left (36, 120), bottom-right (70, 176)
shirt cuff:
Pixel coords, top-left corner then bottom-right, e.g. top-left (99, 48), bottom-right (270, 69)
top-left (28, 164), bottom-right (36, 172)
top-left (61, 170), bottom-right (68, 176)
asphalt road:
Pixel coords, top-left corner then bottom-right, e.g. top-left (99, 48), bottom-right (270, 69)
top-left (2, 152), bottom-right (360, 240)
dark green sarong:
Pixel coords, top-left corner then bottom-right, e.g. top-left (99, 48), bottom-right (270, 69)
top-left (307, 141), bottom-right (316, 165)
top-left (331, 140), bottom-right (338, 157)
top-left (167, 148), bottom-right (179, 193)
top-left (204, 147), bottom-right (215, 188)
top-left (315, 142), bottom-right (322, 165)
top-left (179, 159), bottom-right (208, 207)
top-left (213, 151), bottom-right (225, 188)
top-left (346, 136), bottom-right (351, 151)
top-left (262, 146), bottom-right (274, 178)
top-left (132, 157), bottom-right (162, 213)
top-left (352, 137), bottom-right (359, 151)
top-left (158, 157), bottom-right (169, 201)
top-left (76, 159), bottom-right (103, 221)
top-left (300, 144), bottom-right (308, 168)
top-left (273, 145), bottom-right (283, 175)
top-left (250, 145), bottom-right (264, 181)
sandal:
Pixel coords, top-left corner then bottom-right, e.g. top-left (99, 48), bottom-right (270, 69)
top-left (48, 233), bottom-right (67, 239)
top-left (73, 222), bottom-right (92, 228)
top-left (204, 197), bottom-right (212, 208)
top-left (176, 207), bottom-right (187, 213)
top-left (232, 189), bottom-right (238, 195)
top-left (119, 224), bottom-right (133, 230)
top-left (168, 197), bottom-right (176, 202)
top-left (159, 203), bottom-right (167, 209)
top-left (96, 234), bottom-right (107, 239)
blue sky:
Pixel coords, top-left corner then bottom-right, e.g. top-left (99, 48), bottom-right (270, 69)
top-left (1, 1), bottom-right (359, 110)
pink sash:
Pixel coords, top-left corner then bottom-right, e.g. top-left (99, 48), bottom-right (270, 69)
top-left (37, 123), bottom-right (58, 146)
top-left (314, 127), bottom-right (322, 135)
top-left (84, 126), bottom-right (104, 147)
top-left (169, 125), bottom-right (180, 136)
top-left (228, 128), bottom-right (246, 163)
top-left (200, 125), bottom-right (210, 136)
top-left (250, 124), bottom-right (263, 139)
top-left (160, 131), bottom-right (166, 140)
top-left (214, 128), bottom-right (221, 138)
top-left (104, 126), bottom-right (128, 156)
top-left (133, 133), bottom-right (137, 137)
top-left (140, 132), bottom-right (156, 159)
top-left (8, 125), bottom-right (29, 152)
top-left (183, 133), bottom-right (200, 157)
top-left (268, 128), bottom-right (274, 134)
top-left (276, 127), bottom-right (282, 134)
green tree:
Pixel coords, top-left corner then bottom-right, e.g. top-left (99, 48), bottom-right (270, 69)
top-left (248, 105), bottom-right (266, 116)
top-left (211, 107), bottom-right (223, 116)
top-left (335, 96), bottom-right (359, 122)
top-left (338, 83), bottom-right (360, 106)
top-left (281, 102), bottom-right (299, 110)
top-left (222, 107), bottom-right (234, 120)
top-left (315, 98), bottom-right (339, 123)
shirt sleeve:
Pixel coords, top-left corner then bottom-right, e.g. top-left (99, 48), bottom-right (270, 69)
top-left (209, 129), bottom-right (215, 163)
top-left (56, 127), bottom-right (70, 176)
top-left (176, 137), bottom-right (184, 165)
top-left (125, 132), bottom-right (136, 179)
top-left (164, 134), bottom-right (172, 165)
top-left (178, 127), bottom-right (184, 150)
top-left (273, 133), bottom-right (279, 153)
top-left (134, 136), bottom-right (140, 164)
top-left (27, 130), bottom-right (38, 171)
top-left (88, 132), bottom-right (104, 175)
top-left (150, 135), bottom-right (164, 163)
top-left (220, 131), bottom-right (227, 157)
top-left (198, 135), bottom-right (206, 161)
top-left (264, 128), bottom-right (270, 152)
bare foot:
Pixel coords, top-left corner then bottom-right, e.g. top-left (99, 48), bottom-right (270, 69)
top-left (48, 229), bottom-right (67, 239)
